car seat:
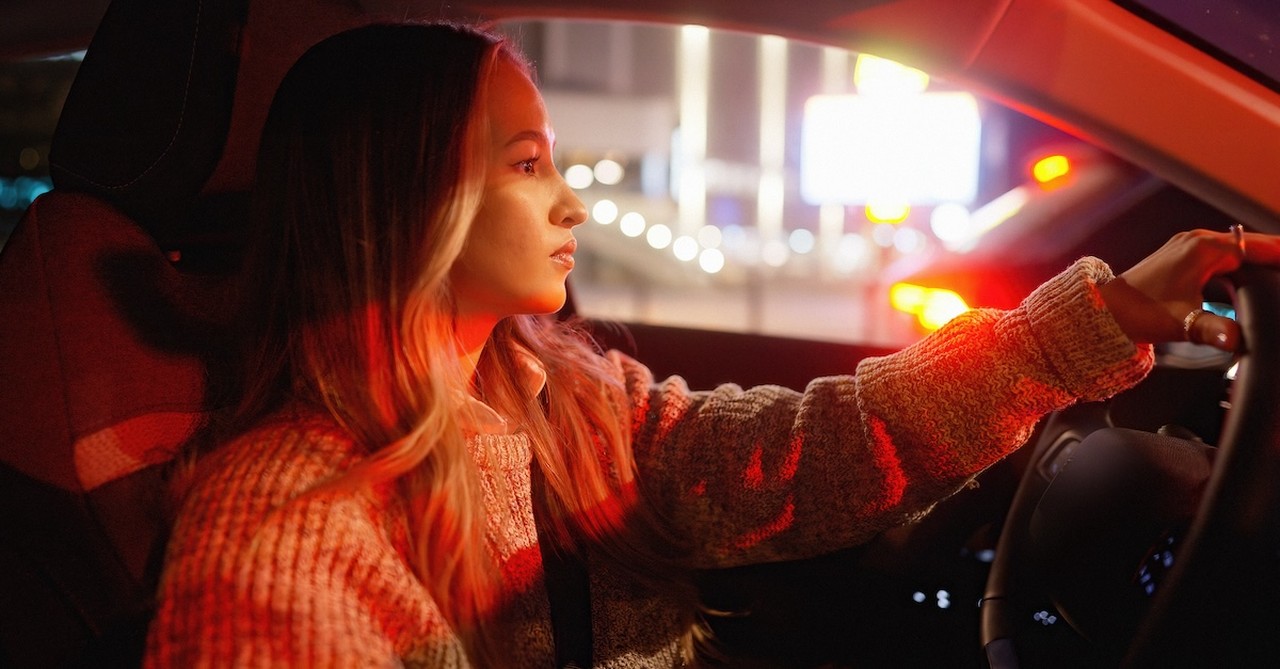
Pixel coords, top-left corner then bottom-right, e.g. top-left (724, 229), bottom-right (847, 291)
top-left (0, 1), bottom-right (429, 664)
top-left (0, 0), bottom-right (248, 664)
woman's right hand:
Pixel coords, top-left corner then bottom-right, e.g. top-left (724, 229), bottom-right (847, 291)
top-left (1098, 227), bottom-right (1280, 352)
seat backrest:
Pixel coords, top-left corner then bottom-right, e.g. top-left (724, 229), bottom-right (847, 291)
top-left (0, 1), bottom-right (414, 663)
top-left (0, 0), bottom-right (247, 664)
top-left (0, 193), bottom-right (236, 666)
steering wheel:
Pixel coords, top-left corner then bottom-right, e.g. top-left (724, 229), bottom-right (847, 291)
top-left (981, 265), bottom-right (1280, 668)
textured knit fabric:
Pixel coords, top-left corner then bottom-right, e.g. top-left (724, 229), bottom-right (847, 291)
top-left (144, 257), bottom-right (1153, 667)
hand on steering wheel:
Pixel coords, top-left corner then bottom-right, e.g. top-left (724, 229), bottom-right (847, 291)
top-left (985, 235), bottom-right (1280, 668)
top-left (1099, 226), bottom-right (1280, 351)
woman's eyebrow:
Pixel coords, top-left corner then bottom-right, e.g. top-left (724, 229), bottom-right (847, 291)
top-left (504, 129), bottom-right (551, 147)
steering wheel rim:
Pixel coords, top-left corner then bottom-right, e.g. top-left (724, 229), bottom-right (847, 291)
top-left (982, 265), bottom-right (1280, 667)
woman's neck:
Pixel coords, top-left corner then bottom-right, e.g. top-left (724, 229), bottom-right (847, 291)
top-left (454, 313), bottom-right (498, 384)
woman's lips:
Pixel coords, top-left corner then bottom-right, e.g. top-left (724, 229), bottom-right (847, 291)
top-left (551, 238), bottom-right (577, 269)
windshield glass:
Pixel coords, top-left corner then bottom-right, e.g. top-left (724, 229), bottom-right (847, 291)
top-left (498, 19), bottom-right (1127, 348)
top-left (1118, 0), bottom-right (1280, 92)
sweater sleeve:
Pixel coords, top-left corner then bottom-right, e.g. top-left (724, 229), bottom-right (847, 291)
top-left (144, 419), bottom-right (465, 668)
top-left (620, 257), bottom-right (1153, 569)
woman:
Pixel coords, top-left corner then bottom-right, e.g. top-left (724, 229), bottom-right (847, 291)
top-left (144, 21), bottom-right (1275, 668)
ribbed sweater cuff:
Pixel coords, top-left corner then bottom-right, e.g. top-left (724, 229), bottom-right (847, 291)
top-left (1016, 256), bottom-right (1154, 401)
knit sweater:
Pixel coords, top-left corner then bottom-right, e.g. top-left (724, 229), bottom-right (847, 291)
top-left (144, 258), bottom-right (1153, 667)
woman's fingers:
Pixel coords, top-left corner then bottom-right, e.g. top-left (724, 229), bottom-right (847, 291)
top-left (1179, 227), bottom-right (1280, 351)
top-left (1184, 308), bottom-right (1240, 351)
top-left (1241, 230), bottom-right (1280, 265)
top-left (1103, 227), bottom-right (1279, 349)
top-left (1097, 276), bottom-right (1185, 344)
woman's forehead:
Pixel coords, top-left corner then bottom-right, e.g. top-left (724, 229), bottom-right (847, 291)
top-left (486, 58), bottom-right (551, 140)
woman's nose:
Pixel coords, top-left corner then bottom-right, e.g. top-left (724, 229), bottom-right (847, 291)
top-left (557, 177), bottom-right (588, 228)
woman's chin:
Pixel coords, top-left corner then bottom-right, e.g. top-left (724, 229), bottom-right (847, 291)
top-left (523, 290), bottom-right (568, 316)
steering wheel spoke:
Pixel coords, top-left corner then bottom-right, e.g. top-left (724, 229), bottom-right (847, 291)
top-left (983, 266), bottom-right (1280, 668)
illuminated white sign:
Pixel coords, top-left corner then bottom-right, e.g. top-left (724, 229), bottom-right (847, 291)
top-left (801, 92), bottom-right (981, 206)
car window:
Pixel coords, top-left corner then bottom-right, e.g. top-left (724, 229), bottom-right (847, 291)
top-left (0, 52), bottom-right (74, 245)
top-left (1117, 0), bottom-right (1280, 93)
top-left (497, 19), bottom-right (1131, 349)
top-left (4, 23), bottom-right (1171, 352)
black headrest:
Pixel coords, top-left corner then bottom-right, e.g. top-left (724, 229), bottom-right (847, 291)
top-left (50, 0), bottom-right (249, 241)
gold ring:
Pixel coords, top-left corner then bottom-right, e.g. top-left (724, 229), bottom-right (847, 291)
top-left (1231, 223), bottom-right (1247, 261)
top-left (1183, 307), bottom-right (1208, 342)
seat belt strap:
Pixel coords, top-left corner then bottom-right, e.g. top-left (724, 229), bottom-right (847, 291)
top-left (530, 461), bottom-right (594, 668)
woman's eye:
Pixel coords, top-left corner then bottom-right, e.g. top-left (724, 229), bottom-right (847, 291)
top-left (516, 157), bottom-right (539, 175)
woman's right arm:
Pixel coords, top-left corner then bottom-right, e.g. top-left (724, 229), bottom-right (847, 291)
top-left (614, 257), bottom-right (1151, 569)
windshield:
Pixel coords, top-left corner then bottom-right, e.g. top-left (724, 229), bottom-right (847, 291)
top-left (1118, 0), bottom-right (1280, 93)
top-left (497, 20), bottom-right (1127, 348)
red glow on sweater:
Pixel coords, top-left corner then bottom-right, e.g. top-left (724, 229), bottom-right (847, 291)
top-left (781, 434), bottom-right (802, 481)
top-left (744, 446), bottom-right (765, 489)
top-left (866, 416), bottom-right (906, 512)
top-left (574, 482), bottom-right (642, 544)
top-left (743, 435), bottom-right (804, 490)
top-left (501, 545), bottom-right (543, 596)
top-left (734, 496), bottom-right (796, 550)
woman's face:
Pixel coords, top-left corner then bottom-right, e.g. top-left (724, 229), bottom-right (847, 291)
top-left (450, 56), bottom-right (587, 324)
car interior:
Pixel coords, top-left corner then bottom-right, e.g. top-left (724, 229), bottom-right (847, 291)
top-left (3, 0), bottom-right (1280, 667)
top-left (0, 1), bottom-right (250, 665)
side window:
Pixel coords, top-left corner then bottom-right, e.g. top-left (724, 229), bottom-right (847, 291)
top-left (499, 20), bottom-right (1124, 349)
top-left (0, 52), bottom-right (75, 245)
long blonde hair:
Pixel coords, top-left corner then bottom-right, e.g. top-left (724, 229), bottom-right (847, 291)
top-left (232, 22), bottom-right (694, 664)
